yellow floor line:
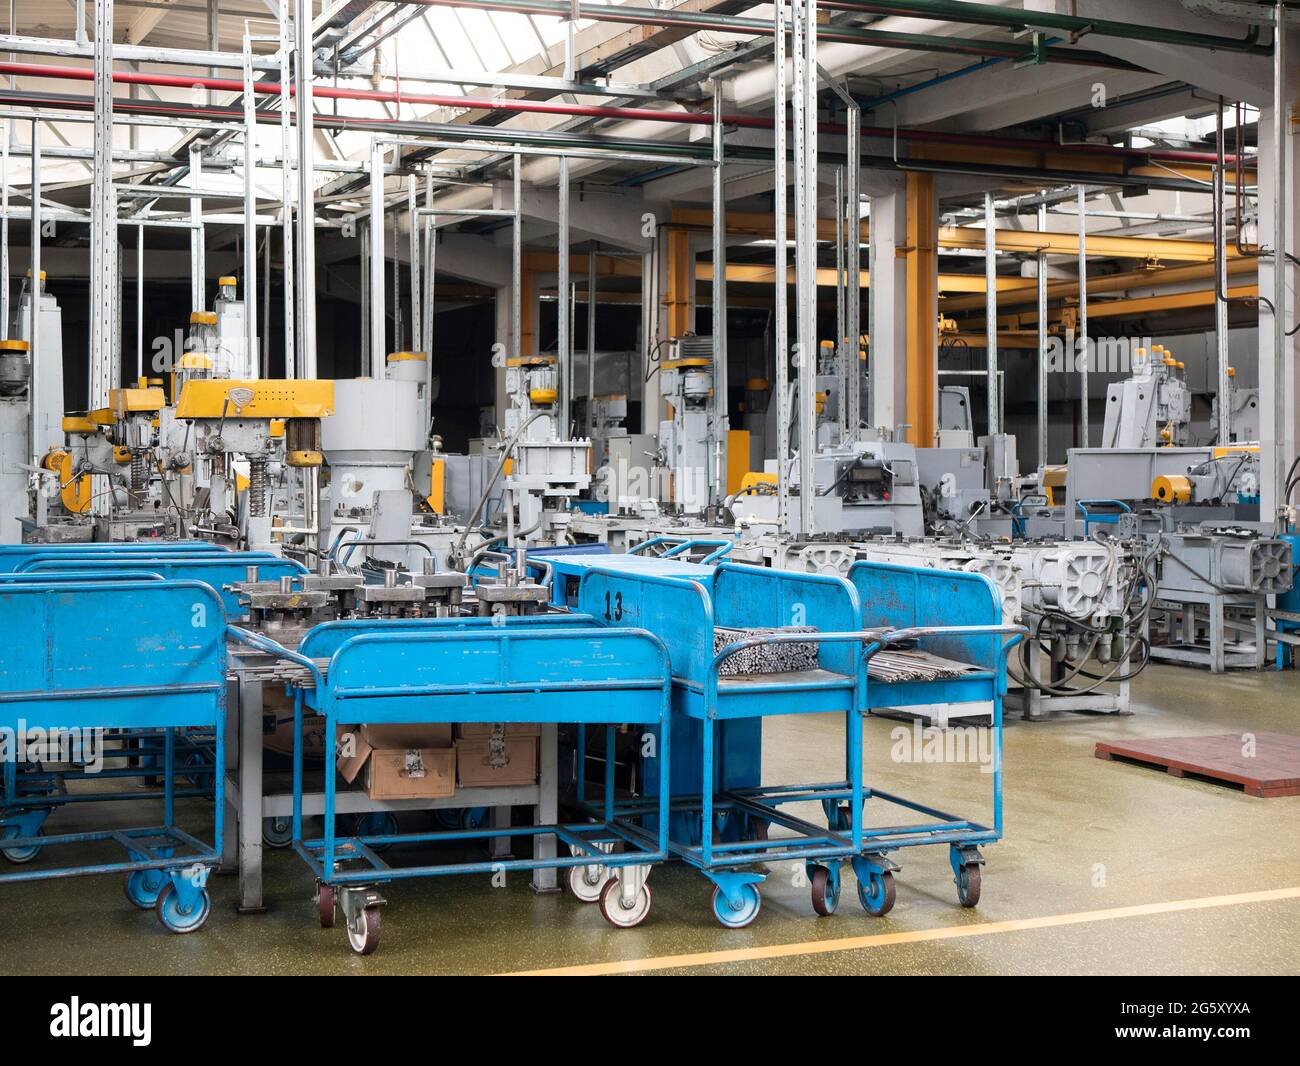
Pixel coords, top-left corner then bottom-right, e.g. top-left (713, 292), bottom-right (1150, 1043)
top-left (500, 885), bottom-right (1300, 976)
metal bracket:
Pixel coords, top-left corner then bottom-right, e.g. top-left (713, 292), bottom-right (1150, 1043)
top-left (339, 884), bottom-right (387, 934)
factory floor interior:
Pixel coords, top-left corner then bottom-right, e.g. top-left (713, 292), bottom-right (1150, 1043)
top-left (4, 663), bottom-right (1297, 977)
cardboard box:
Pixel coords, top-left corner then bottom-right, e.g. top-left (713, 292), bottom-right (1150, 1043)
top-left (456, 736), bottom-right (538, 788)
top-left (366, 747), bottom-right (455, 800)
top-left (454, 722), bottom-right (542, 739)
top-left (337, 723), bottom-right (456, 800)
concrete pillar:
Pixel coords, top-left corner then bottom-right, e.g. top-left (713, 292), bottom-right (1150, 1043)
top-left (1257, 45), bottom-right (1300, 515)
top-left (865, 172), bottom-right (908, 432)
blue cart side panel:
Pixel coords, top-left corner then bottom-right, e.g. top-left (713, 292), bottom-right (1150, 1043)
top-left (21, 555), bottom-right (307, 618)
top-left (297, 612), bottom-right (598, 663)
top-left (0, 579), bottom-right (227, 730)
top-left (708, 562), bottom-right (861, 676)
top-left (0, 541), bottom-right (226, 573)
top-left (576, 566), bottom-right (715, 682)
top-left (848, 560), bottom-right (1001, 669)
top-left (322, 627), bottom-right (670, 726)
top-left (642, 715), bottom-right (761, 798)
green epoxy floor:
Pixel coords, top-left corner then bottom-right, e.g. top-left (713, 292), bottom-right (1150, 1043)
top-left (3, 663), bottom-right (1298, 975)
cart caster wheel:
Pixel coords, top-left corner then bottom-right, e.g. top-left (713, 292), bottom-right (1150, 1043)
top-left (711, 883), bottom-right (761, 929)
top-left (155, 883), bottom-right (211, 934)
top-left (262, 816), bottom-right (293, 849)
top-left (316, 882), bottom-right (336, 929)
top-left (182, 752), bottom-right (213, 794)
top-left (810, 864), bottom-right (839, 917)
top-left (598, 879), bottom-right (652, 928)
top-left (566, 863), bottom-right (610, 903)
top-left (955, 863), bottom-right (981, 908)
top-left (1, 826), bottom-right (43, 864)
top-left (124, 868), bottom-right (166, 909)
top-left (347, 906), bottom-right (382, 956)
top-left (459, 807), bottom-right (489, 831)
top-left (354, 812), bottom-right (397, 852)
top-left (857, 870), bottom-right (896, 916)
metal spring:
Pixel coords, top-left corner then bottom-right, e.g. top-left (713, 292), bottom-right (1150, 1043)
top-left (130, 452), bottom-right (147, 496)
top-left (248, 458), bottom-right (268, 517)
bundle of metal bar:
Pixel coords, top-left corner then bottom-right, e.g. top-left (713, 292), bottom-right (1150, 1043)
top-left (866, 648), bottom-right (977, 683)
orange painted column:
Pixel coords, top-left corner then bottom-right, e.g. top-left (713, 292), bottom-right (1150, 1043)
top-left (904, 172), bottom-right (937, 447)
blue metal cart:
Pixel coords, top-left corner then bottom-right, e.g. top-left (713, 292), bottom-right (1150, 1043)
top-left (0, 578), bottom-right (226, 932)
top-left (228, 613), bottom-right (673, 954)
top-left (571, 559), bottom-right (878, 926)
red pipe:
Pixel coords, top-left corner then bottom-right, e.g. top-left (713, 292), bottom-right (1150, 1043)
top-left (0, 60), bottom-right (716, 128)
top-left (0, 59), bottom-right (1246, 167)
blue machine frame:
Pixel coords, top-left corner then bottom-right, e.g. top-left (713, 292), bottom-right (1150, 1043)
top-left (227, 613), bottom-right (674, 952)
top-left (0, 578), bottom-right (226, 932)
top-left (18, 553), bottom-right (307, 617)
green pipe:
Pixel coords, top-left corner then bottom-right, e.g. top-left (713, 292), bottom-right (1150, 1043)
top-left (408, 0), bottom-right (1145, 68)
top-left (816, 0), bottom-right (1268, 55)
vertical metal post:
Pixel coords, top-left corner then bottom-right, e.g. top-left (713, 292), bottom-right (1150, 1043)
top-left (557, 23), bottom-right (574, 434)
top-left (774, 0), bottom-right (789, 532)
top-left (835, 165), bottom-right (846, 439)
top-left (422, 172), bottom-right (434, 358)
top-left (1214, 98), bottom-right (1231, 444)
top-left (408, 174), bottom-right (420, 355)
top-left (845, 103), bottom-right (860, 439)
top-left (242, 34), bottom-right (258, 380)
top-left (369, 139), bottom-right (385, 375)
top-left (984, 190), bottom-right (999, 436)
top-left (28, 119), bottom-right (40, 464)
top-left (586, 246), bottom-right (596, 437)
top-left (189, 145), bottom-right (204, 311)
top-left (136, 224), bottom-right (144, 381)
top-left (793, 0), bottom-right (817, 534)
top-left (1036, 196), bottom-right (1048, 466)
top-left (711, 76), bottom-right (728, 504)
top-left (295, 0), bottom-right (317, 381)
top-left (262, 227), bottom-right (271, 376)
top-left (512, 155), bottom-right (522, 359)
top-left (1, 124), bottom-right (8, 342)
top-left (279, 1), bottom-right (295, 378)
top-left (1076, 184), bottom-right (1089, 447)
top-left (360, 221), bottom-right (369, 371)
top-left (89, 0), bottom-right (116, 415)
top-left (1271, 7), bottom-right (1287, 507)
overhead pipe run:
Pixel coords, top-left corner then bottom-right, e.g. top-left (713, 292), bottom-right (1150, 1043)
top-left (814, 0), bottom-right (1270, 53)
top-left (404, 0), bottom-right (1145, 69)
top-left (0, 60), bottom-right (1252, 169)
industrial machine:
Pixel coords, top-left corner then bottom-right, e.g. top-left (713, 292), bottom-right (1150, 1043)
top-left (738, 435), bottom-right (926, 538)
top-left (1142, 526), bottom-right (1293, 672)
top-left (657, 334), bottom-right (721, 517)
top-left (502, 353), bottom-right (592, 543)
top-left (1100, 345), bottom-right (1192, 449)
top-left (172, 378), bottom-right (332, 552)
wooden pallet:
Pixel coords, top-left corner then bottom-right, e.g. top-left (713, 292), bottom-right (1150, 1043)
top-left (1095, 732), bottom-right (1300, 798)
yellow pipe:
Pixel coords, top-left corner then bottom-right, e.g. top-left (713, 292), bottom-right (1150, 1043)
top-left (671, 206), bottom-right (1233, 262)
top-left (963, 283), bottom-right (1259, 331)
top-left (941, 257), bottom-right (1257, 312)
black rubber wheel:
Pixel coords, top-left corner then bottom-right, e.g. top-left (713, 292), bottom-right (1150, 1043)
top-left (810, 865), bottom-right (839, 917)
top-left (956, 863), bottom-right (981, 908)
top-left (317, 882), bottom-right (336, 929)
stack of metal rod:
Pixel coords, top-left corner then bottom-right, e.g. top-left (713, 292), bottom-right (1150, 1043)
top-left (713, 627), bottom-right (819, 676)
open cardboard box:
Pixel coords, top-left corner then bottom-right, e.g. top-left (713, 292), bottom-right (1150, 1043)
top-left (336, 723), bottom-right (455, 800)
